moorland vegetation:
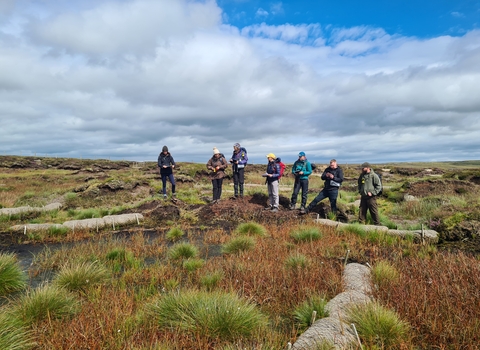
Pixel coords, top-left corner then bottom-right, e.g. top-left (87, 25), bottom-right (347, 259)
top-left (0, 155), bottom-right (479, 349)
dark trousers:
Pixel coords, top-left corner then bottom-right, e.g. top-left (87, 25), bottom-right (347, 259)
top-left (359, 195), bottom-right (380, 225)
top-left (307, 188), bottom-right (339, 214)
top-left (161, 173), bottom-right (176, 195)
top-left (212, 178), bottom-right (224, 200)
top-left (233, 168), bottom-right (245, 196)
top-left (291, 178), bottom-right (309, 207)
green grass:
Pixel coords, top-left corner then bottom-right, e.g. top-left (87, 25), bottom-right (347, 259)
top-left (348, 301), bottom-right (410, 348)
top-left (290, 227), bottom-right (322, 242)
top-left (284, 252), bottom-right (308, 270)
top-left (167, 243), bottom-right (199, 261)
top-left (200, 270), bottom-right (224, 291)
top-left (105, 248), bottom-right (142, 271)
top-left (0, 253), bottom-right (27, 296)
top-left (143, 290), bottom-right (267, 341)
top-left (74, 208), bottom-right (101, 220)
top-left (234, 222), bottom-right (268, 237)
top-left (11, 284), bottom-right (80, 325)
top-left (293, 295), bottom-right (329, 331)
top-left (165, 227), bottom-right (185, 242)
top-left (0, 312), bottom-right (35, 350)
top-left (47, 225), bottom-right (69, 237)
top-left (372, 261), bottom-right (400, 288)
top-left (222, 236), bottom-right (256, 254)
top-left (339, 223), bottom-right (367, 238)
top-left (182, 258), bottom-right (205, 273)
top-left (53, 261), bottom-right (110, 292)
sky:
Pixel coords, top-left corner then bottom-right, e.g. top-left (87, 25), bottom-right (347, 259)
top-left (1, 0), bottom-right (479, 164)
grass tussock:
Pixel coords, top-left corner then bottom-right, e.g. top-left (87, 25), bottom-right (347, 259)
top-left (284, 252), bottom-right (309, 270)
top-left (53, 261), bottom-right (110, 292)
top-left (11, 284), bottom-right (80, 325)
top-left (372, 260), bottom-right (400, 288)
top-left (222, 236), bottom-right (256, 254)
top-left (290, 227), bottom-right (322, 242)
top-left (0, 312), bottom-right (36, 350)
top-left (293, 295), bottom-right (329, 331)
top-left (165, 227), bottom-right (185, 242)
top-left (348, 301), bottom-right (410, 348)
top-left (0, 253), bottom-right (27, 296)
top-left (182, 258), bottom-right (205, 273)
top-left (200, 270), bottom-right (224, 291)
top-left (234, 222), bottom-right (268, 237)
top-left (143, 290), bottom-right (268, 341)
top-left (167, 243), bottom-right (199, 261)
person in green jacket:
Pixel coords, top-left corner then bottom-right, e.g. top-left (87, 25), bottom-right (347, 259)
top-left (289, 152), bottom-right (312, 211)
top-left (358, 162), bottom-right (382, 225)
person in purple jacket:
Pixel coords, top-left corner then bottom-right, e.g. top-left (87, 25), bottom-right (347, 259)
top-left (229, 143), bottom-right (248, 198)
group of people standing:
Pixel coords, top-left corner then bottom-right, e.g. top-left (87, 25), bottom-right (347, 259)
top-left (157, 145), bottom-right (383, 224)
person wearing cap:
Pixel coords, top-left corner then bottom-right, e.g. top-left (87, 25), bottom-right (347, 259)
top-left (230, 143), bottom-right (248, 198)
top-left (206, 147), bottom-right (228, 204)
top-left (301, 159), bottom-right (344, 216)
top-left (264, 153), bottom-right (281, 212)
top-left (157, 145), bottom-right (176, 199)
top-left (358, 162), bottom-right (382, 225)
top-left (289, 152), bottom-right (312, 211)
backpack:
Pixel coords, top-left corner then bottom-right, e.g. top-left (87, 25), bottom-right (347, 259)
top-left (310, 163), bottom-right (317, 171)
top-left (232, 147), bottom-right (248, 164)
top-left (376, 173), bottom-right (383, 196)
top-left (275, 158), bottom-right (286, 179)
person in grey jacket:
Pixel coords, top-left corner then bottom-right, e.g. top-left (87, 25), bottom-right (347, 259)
top-left (157, 145), bottom-right (176, 199)
top-left (358, 162), bottom-right (382, 225)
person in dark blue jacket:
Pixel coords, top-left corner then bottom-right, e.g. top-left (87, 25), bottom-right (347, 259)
top-left (230, 143), bottom-right (248, 198)
top-left (290, 151), bottom-right (312, 211)
top-left (301, 159), bottom-right (344, 216)
top-left (157, 145), bottom-right (176, 199)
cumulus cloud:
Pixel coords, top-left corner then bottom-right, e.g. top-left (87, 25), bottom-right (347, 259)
top-left (1, 0), bottom-right (480, 164)
top-left (255, 8), bottom-right (268, 18)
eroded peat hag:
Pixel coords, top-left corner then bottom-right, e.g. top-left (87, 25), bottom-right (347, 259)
top-left (1, 156), bottom-right (480, 349)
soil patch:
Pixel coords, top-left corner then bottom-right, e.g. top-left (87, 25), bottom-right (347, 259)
top-left (403, 179), bottom-right (474, 197)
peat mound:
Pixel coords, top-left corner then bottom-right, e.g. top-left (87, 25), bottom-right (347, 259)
top-left (403, 178), bottom-right (474, 197)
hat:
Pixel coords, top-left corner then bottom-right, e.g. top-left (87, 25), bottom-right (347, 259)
top-left (162, 145), bottom-right (168, 152)
top-left (266, 153), bottom-right (276, 159)
top-left (361, 162), bottom-right (371, 168)
top-left (298, 151), bottom-right (306, 157)
top-left (213, 147), bottom-right (220, 155)
top-left (233, 143), bottom-right (241, 148)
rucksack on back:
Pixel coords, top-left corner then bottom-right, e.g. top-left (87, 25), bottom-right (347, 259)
top-left (377, 173), bottom-right (383, 196)
top-left (276, 158), bottom-right (286, 179)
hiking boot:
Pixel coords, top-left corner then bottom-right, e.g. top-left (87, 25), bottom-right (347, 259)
top-left (289, 204), bottom-right (296, 210)
top-left (163, 194), bottom-right (167, 199)
top-left (300, 207), bottom-right (309, 215)
top-left (271, 207), bottom-right (279, 213)
top-left (264, 205), bottom-right (272, 210)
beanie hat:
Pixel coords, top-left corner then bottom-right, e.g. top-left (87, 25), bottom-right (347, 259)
top-left (213, 147), bottom-right (220, 155)
top-left (266, 153), bottom-right (276, 159)
top-left (298, 151), bottom-right (306, 157)
top-left (361, 162), bottom-right (371, 168)
top-left (233, 143), bottom-right (241, 148)
top-left (162, 145), bottom-right (168, 152)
